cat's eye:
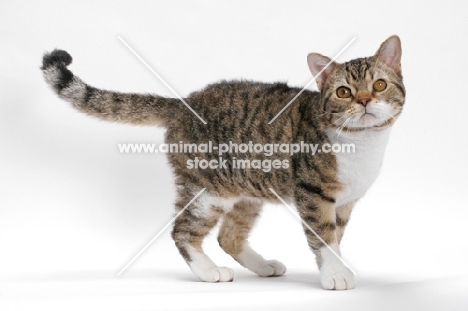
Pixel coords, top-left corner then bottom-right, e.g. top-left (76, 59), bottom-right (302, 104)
top-left (373, 79), bottom-right (387, 92)
top-left (336, 87), bottom-right (351, 99)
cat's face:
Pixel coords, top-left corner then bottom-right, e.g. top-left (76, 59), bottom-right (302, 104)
top-left (308, 36), bottom-right (405, 131)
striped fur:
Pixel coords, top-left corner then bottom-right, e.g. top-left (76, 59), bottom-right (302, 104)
top-left (42, 35), bottom-right (405, 290)
top-left (41, 50), bottom-right (179, 126)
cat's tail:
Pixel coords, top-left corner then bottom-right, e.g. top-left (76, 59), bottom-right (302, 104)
top-left (41, 49), bottom-right (179, 126)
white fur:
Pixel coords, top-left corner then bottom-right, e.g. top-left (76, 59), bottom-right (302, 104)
top-left (193, 192), bottom-right (261, 217)
top-left (187, 245), bottom-right (234, 282)
top-left (319, 243), bottom-right (355, 290)
top-left (327, 127), bottom-right (391, 207)
top-left (236, 245), bottom-right (286, 277)
top-left (196, 193), bottom-right (239, 213)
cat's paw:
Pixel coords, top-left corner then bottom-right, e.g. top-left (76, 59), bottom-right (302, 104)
top-left (198, 267), bottom-right (234, 283)
top-left (254, 259), bottom-right (287, 277)
top-left (319, 243), bottom-right (355, 290)
top-left (320, 268), bottom-right (355, 290)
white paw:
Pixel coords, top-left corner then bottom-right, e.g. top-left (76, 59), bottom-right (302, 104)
top-left (235, 246), bottom-right (287, 277)
top-left (255, 260), bottom-right (287, 277)
top-left (199, 267), bottom-right (235, 283)
top-left (319, 243), bottom-right (355, 290)
top-left (320, 269), bottom-right (355, 290)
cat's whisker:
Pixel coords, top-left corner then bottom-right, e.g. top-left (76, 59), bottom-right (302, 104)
top-left (349, 116), bottom-right (357, 130)
top-left (342, 118), bottom-right (352, 136)
top-left (332, 114), bottom-right (349, 127)
top-left (335, 116), bottom-right (352, 139)
top-left (312, 110), bottom-right (343, 121)
top-left (334, 118), bottom-right (347, 136)
top-left (333, 121), bottom-right (345, 137)
top-left (379, 110), bottom-right (398, 124)
top-left (311, 111), bottom-right (329, 120)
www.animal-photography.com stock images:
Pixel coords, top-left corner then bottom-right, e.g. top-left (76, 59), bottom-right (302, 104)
top-left (1, 1), bottom-right (468, 310)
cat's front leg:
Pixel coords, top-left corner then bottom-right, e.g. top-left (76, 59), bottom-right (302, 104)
top-left (295, 191), bottom-right (355, 290)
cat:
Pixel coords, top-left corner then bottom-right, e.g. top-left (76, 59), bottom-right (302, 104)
top-left (41, 35), bottom-right (404, 290)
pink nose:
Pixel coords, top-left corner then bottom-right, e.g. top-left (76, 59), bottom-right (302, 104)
top-left (357, 97), bottom-right (371, 106)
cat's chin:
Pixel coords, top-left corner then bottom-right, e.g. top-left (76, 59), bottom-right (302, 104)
top-left (349, 113), bottom-right (384, 128)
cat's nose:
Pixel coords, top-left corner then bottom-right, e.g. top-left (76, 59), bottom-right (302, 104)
top-left (358, 98), bottom-right (371, 106)
top-left (356, 92), bottom-right (372, 106)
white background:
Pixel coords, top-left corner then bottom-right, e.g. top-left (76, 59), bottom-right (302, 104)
top-left (1, 0), bottom-right (468, 310)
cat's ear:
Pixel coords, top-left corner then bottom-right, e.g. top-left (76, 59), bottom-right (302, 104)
top-left (374, 35), bottom-right (402, 73)
top-left (307, 53), bottom-right (337, 90)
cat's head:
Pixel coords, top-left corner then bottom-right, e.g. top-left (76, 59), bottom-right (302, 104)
top-left (307, 35), bottom-right (405, 132)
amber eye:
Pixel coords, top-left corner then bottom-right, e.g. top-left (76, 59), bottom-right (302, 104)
top-left (336, 86), bottom-right (352, 98)
top-left (373, 79), bottom-right (387, 92)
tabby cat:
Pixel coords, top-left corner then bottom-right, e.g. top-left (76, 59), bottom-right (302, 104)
top-left (41, 35), bottom-right (404, 290)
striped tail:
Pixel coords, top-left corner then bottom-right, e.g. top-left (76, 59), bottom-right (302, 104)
top-left (41, 49), bottom-right (179, 126)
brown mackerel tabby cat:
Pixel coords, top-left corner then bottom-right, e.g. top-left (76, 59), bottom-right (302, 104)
top-left (42, 35), bottom-right (404, 290)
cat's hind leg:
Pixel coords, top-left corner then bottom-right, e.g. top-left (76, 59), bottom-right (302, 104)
top-left (171, 192), bottom-right (233, 282)
top-left (218, 199), bottom-right (286, 277)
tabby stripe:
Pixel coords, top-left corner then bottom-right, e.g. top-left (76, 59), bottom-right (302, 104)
top-left (84, 85), bottom-right (94, 104)
top-left (322, 92), bottom-right (332, 115)
top-left (247, 102), bottom-right (262, 130)
top-left (348, 64), bottom-right (358, 81)
top-left (318, 222), bottom-right (336, 231)
top-left (239, 93), bottom-right (252, 129)
top-left (336, 217), bottom-right (348, 227)
top-left (392, 82), bottom-right (406, 96)
top-left (304, 215), bottom-right (318, 223)
top-left (57, 65), bottom-right (74, 92)
top-left (299, 158), bottom-right (333, 184)
top-left (185, 229), bottom-right (206, 237)
top-left (297, 182), bottom-right (336, 203)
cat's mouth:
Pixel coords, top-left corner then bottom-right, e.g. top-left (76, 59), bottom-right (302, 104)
top-left (357, 112), bottom-right (379, 125)
top-left (345, 110), bottom-right (389, 129)
top-left (350, 103), bottom-right (397, 128)
top-left (362, 111), bottom-right (376, 117)
top-left (351, 109), bottom-right (398, 129)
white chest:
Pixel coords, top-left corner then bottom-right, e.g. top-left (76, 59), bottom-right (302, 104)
top-left (326, 128), bottom-right (391, 207)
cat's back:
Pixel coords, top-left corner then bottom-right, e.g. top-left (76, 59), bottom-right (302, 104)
top-left (168, 80), bottom-right (320, 143)
top-left (188, 80), bottom-right (301, 111)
